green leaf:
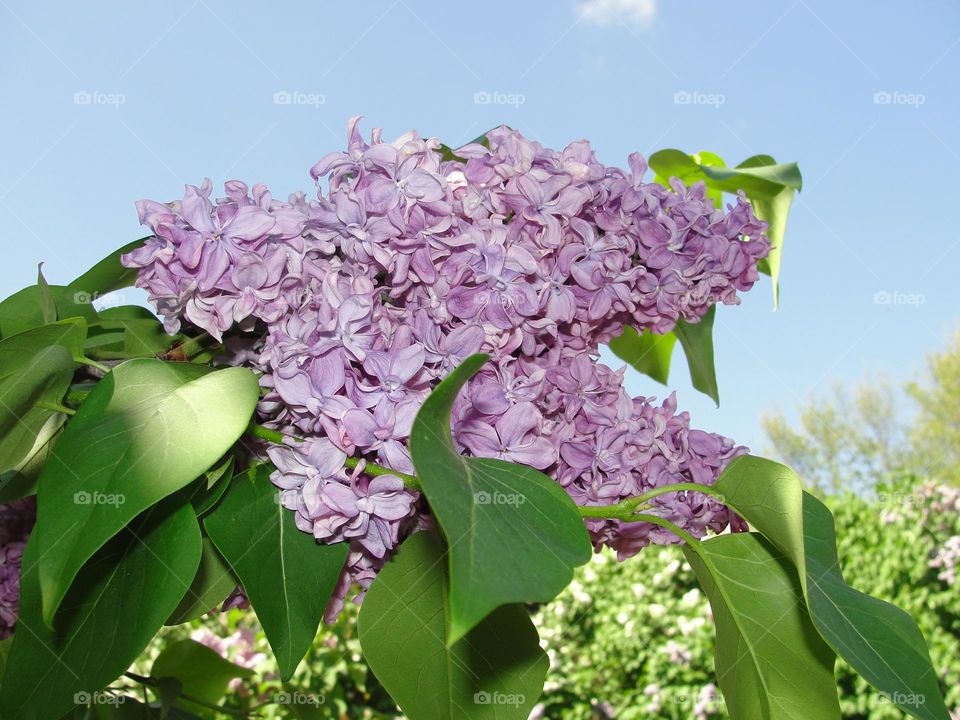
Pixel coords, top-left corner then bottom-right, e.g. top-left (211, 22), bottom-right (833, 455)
top-left (204, 464), bottom-right (348, 681)
top-left (38, 265), bottom-right (57, 325)
top-left (0, 637), bottom-right (10, 681)
top-left (86, 318), bottom-right (182, 359)
top-left (714, 456), bottom-right (950, 720)
top-left (0, 498), bottom-right (202, 720)
top-left (0, 412), bottom-right (65, 501)
top-left (0, 284), bottom-right (98, 338)
top-left (684, 532), bottom-right (841, 720)
top-left (151, 639), bottom-right (253, 707)
top-left (608, 326), bottom-right (677, 385)
top-left (67, 238), bottom-right (148, 296)
top-left (165, 537), bottom-right (237, 625)
top-left (359, 532), bottom-right (548, 720)
top-left (0, 344), bottom-right (74, 473)
top-left (0, 317), bottom-right (88, 368)
top-left (409, 354), bottom-right (592, 644)
top-left (184, 456), bottom-right (236, 517)
top-left (35, 359), bottom-right (260, 626)
top-left (674, 305), bottom-right (719, 405)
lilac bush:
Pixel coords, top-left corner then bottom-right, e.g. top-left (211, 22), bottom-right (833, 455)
top-left (121, 119), bottom-right (767, 619)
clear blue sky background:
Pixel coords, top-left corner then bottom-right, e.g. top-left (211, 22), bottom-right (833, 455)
top-left (1, 0), bottom-right (958, 452)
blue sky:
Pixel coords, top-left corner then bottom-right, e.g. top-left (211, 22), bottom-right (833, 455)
top-left (1, 0), bottom-right (958, 451)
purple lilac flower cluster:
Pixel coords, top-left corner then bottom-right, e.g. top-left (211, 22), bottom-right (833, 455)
top-left (123, 119), bottom-right (767, 619)
top-left (0, 499), bottom-right (35, 639)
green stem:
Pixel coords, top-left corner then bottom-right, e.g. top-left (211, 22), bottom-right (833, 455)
top-left (176, 331), bottom-right (214, 359)
top-left (247, 423), bottom-right (421, 491)
top-left (629, 512), bottom-right (704, 554)
top-left (578, 482), bottom-right (727, 520)
top-left (76, 357), bottom-right (110, 373)
top-left (36, 402), bottom-right (76, 416)
top-left (123, 673), bottom-right (249, 717)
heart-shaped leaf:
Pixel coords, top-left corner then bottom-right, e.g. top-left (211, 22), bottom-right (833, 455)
top-left (151, 638), bottom-right (253, 708)
top-left (204, 464), bottom-right (348, 681)
top-left (607, 325), bottom-right (677, 385)
top-left (0, 344), bottom-right (75, 473)
top-left (67, 238), bottom-right (147, 296)
top-left (685, 532), bottom-right (841, 720)
top-left (0, 498), bottom-right (202, 720)
top-left (409, 354), bottom-right (592, 643)
top-left (35, 359), bottom-right (259, 625)
top-left (0, 413), bottom-right (65, 502)
top-left (0, 285), bottom-right (98, 339)
top-left (165, 537), bottom-right (237, 625)
top-left (714, 456), bottom-right (950, 720)
top-left (674, 306), bottom-right (719, 405)
top-left (359, 531), bottom-right (548, 720)
top-left (0, 318), bottom-right (87, 369)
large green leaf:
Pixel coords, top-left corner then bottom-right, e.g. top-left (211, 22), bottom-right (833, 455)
top-left (0, 344), bottom-right (74, 473)
top-left (409, 354), bottom-right (591, 643)
top-left (685, 533), bottom-right (840, 720)
top-left (607, 326), bottom-right (676, 385)
top-left (35, 359), bottom-right (260, 626)
top-left (67, 238), bottom-right (147, 296)
top-left (359, 531), bottom-right (548, 720)
top-left (204, 464), bottom-right (348, 681)
top-left (0, 498), bottom-right (202, 720)
top-left (674, 306), bottom-right (719, 405)
top-left (714, 456), bottom-right (950, 720)
top-left (0, 284), bottom-right (98, 338)
top-left (165, 537), bottom-right (237, 625)
top-left (151, 638), bottom-right (253, 708)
